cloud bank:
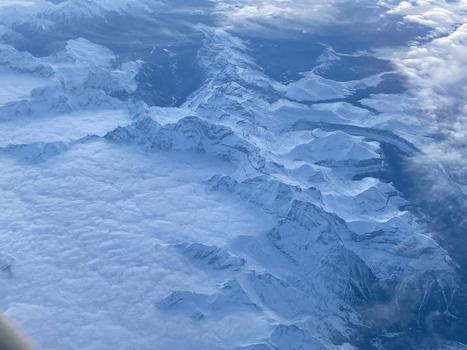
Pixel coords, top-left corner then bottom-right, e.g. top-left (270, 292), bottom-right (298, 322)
top-left (387, 0), bottom-right (467, 187)
top-left (212, 0), bottom-right (385, 35)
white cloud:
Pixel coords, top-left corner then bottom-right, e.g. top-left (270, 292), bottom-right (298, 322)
top-left (386, 1), bottom-right (467, 186)
top-left (0, 140), bottom-right (273, 349)
top-left (212, 0), bottom-right (380, 35)
top-left (0, 0), bottom-right (162, 27)
top-left (387, 0), bottom-right (467, 35)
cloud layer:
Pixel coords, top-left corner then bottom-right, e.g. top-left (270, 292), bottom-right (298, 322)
top-left (212, 0), bottom-right (386, 35)
top-left (387, 0), bottom-right (467, 187)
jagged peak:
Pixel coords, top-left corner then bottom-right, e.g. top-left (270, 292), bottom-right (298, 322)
top-left (173, 242), bottom-right (246, 272)
top-left (158, 279), bottom-right (259, 316)
top-left (106, 116), bottom-right (266, 170)
top-left (1, 141), bottom-right (68, 163)
top-left (207, 175), bottom-right (322, 216)
top-left (284, 200), bottom-right (347, 233)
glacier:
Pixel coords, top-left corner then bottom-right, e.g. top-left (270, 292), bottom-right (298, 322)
top-left (0, 1), bottom-right (466, 350)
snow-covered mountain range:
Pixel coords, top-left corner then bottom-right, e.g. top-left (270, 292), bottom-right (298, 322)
top-left (0, 1), bottom-right (466, 349)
